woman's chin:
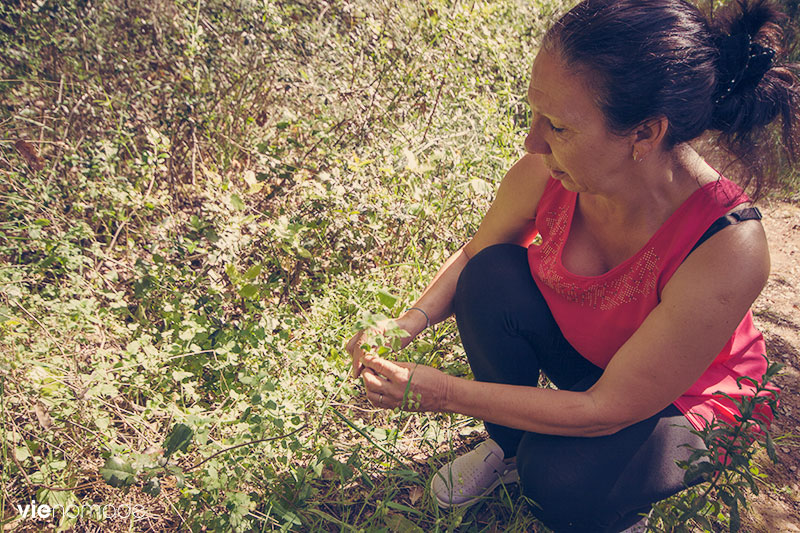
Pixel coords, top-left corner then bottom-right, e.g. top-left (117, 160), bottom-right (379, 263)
top-left (551, 171), bottom-right (571, 185)
top-left (554, 174), bottom-right (588, 193)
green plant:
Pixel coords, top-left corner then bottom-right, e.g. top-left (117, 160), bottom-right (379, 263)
top-left (649, 357), bottom-right (783, 532)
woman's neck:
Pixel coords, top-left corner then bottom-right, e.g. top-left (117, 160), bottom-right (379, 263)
top-left (580, 144), bottom-right (713, 230)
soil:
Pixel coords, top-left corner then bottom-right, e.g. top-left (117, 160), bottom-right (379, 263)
top-left (745, 198), bottom-right (800, 531)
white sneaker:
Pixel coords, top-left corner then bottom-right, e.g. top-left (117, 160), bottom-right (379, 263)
top-left (430, 439), bottom-right (520, 508)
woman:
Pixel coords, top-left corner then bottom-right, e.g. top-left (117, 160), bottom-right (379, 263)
top-left (346, 0), bottom-right (798, 531)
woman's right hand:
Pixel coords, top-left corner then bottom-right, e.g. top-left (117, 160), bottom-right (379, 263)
top-left (346, 310), bottom-right (428, 378)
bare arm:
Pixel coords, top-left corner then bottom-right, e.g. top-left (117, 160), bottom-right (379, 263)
top-left (400, 154), bottom-right (551, 332)
top-left (348, 154), bottom-right (550, 377)
top-left (347, 246), bottom-right (471, 378)
top-left (363, 217), bottom-right (770, 436)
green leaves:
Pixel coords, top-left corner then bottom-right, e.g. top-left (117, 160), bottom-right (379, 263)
top-left (230, 193), bottom-right (245, 211)
top-left (143, 478), bottom-right (161, 497)
top-left (243, 264), bottom-right (262, 280)
top-left (163, 423), bottom-right (194, 460)
top-left (652, 355), bottom-right (783, 532)
top-left (376, 289), bottom-right (399, 310)
top-left (100, 423), bottom-right (192, 493)
top-left (238, 284), bottom-right (258, 299)
top-left (100, 457), bottom-right (136, 488)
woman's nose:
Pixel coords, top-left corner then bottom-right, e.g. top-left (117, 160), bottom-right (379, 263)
top-left (524, 119), bottom-right (551, 155)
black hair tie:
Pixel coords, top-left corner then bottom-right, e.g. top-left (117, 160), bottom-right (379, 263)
top-left (714, 33), bottom-right (776, 104)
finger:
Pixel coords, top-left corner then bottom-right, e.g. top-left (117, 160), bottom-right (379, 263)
top-left (352, 360), bottom-right (364, 379)
top-left (348, 333), bottom-right (364, 378)
top-left (366, 389), bottom-right (392, 409)
top-left (351, 345), bottom-right (365, 378)
top-left (346, 331), bottom-right (363, 354)
top-left (351, 350), bottom-right (363, 378)
top-left (362, 355), bottom-right (403, 380)
top-left (361, 367), bottom-right (387, 391)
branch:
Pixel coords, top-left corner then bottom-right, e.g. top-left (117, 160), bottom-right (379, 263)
top-left (186, 424), bottom-right (307, 472)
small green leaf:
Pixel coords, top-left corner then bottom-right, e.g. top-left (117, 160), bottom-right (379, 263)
top-left (172, 370), bottom-right (194, 382)
top-left (168, 466), bottom-right (186, 488)
top-left (163, 423), bottom-right (193, 459)
top-left (225, 263), bottom-right (239, 282)
top-left (243, 264), bottom-right (262, 280)
top-left (100, 456), bottom-right (136, 488)
top-left (238, 284), bottom-right (258, 299)
top-left (376, 289), bottom-right (398, 309)
top-left (416, 340), bottom-right (434, 353)
top-left (384, 512), bottom-right (424, 532)
top-left (14, 446), bottom-right (31, 462)
top-left (765, 432), bottom-right (778, 463)
top-left (143, 478), bottom-right (161, 496)
top-left (231, 193), bottom-right (245, 210)
top-left (719, 490), bottom-right (734, 506)
top-left (730, 496), bottom-right (741, 532)
top-left (376, 345), bottom-right (390, 356)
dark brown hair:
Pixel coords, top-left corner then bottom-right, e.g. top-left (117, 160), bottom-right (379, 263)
top-left (543, 0), bottom-right (799, 198)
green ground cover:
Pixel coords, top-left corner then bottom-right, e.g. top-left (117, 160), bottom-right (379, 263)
top-left (0, 1), bottom-right (790, 531)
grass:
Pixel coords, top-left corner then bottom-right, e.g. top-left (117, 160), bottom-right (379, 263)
top-left (0, 0), bottom-right (792, 531)
top-left (0, 0), bottom-right (569, 530)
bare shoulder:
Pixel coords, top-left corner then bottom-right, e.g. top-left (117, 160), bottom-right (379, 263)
top-left (466, 154), bottom-right (551, 256)
top-left (664, 211), bottom-right (770, 307)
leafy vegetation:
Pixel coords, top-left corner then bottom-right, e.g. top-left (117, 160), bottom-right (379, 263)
top-left (0, 0), bottom-right (791, 531)
top-left (649, 358), bottom-right (783, 533)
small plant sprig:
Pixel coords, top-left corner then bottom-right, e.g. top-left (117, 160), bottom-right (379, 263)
top-left (649, 356), bottom-right (783, 532)
top-left (355, 312), bottom-right (411, 356)
top-left (100, 423), bottom-right (194, 496)
top-left (356, 310), bottom-right (432, 412)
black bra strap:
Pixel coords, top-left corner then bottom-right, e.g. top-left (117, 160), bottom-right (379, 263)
top-left (688, 206), bottom-right (762, 256)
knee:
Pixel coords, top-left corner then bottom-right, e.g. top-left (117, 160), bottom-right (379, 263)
top-left (517, 440), bottom-right (612, 532)
top-left (521, 482), bottom-right (610, 532)
top-left (455, 244), bottom-right (530, 311)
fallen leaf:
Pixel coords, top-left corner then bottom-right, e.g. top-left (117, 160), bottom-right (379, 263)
top-left (15, 140), bottom-right (45, 171)
top-left (408, 486), bottom-right (423, 506)
top-left (322, 465), bottom-right (337, 480)
top-left (33, 402), bottom-right (53, 429)
top-left (143, 445), bottom-right (164, 456)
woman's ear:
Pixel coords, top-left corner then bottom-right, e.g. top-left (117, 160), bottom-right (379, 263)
top-left (631, 116), bottom-right (669, 162)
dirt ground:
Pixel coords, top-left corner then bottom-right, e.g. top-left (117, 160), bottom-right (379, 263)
top-left (744, 198), bottom-right (800, 531)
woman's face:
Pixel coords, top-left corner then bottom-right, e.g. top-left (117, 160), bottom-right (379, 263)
top-left (524, 49), bottom-right (634, 195)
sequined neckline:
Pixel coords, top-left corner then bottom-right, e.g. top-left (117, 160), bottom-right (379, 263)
top-left (556, 181), bottom-right (722, 281)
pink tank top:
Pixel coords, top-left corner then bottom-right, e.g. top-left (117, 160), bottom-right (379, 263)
top-left (528, 177), bottom-right (772, 430)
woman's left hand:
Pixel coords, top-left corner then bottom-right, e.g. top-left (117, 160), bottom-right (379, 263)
top-left (360, 355), bottom-right (450, 412)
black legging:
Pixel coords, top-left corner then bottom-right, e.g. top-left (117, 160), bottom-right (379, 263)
top-left (453, 243), bottom-right (705, 533)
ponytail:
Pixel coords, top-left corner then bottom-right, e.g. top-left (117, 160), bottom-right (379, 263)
top-left (709, 0), bottom-right (800, 198)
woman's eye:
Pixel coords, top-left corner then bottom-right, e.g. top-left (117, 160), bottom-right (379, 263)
top-left (549, 123), bottom-right (565, 133)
